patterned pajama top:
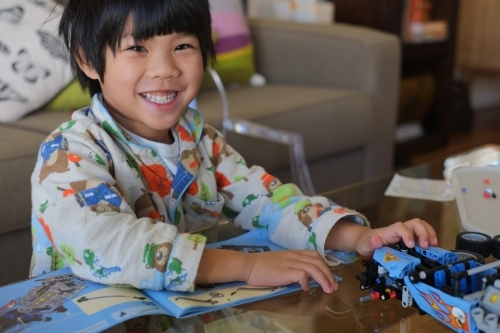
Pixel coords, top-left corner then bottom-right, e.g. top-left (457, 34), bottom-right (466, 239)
top-left (30, 94), bottom-right (368, 291)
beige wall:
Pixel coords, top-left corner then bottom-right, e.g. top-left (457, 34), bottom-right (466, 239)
top-left (456, 0), bottom-right (500, 74)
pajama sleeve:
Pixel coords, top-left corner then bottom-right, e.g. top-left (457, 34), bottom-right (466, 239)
top-left (200, 125), bottom-right (370, 265)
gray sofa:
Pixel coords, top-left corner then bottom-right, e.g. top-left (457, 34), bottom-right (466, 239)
top-left (0, 19), bottom-right (400, 286)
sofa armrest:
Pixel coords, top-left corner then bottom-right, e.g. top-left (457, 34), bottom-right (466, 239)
top-left (249, 19), bottom-right (401, 178)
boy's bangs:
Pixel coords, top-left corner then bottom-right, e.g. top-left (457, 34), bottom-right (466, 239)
top-left (130, 1), bottom-right (198, 42)
top-left (62, 0), bottom-right (214, 95)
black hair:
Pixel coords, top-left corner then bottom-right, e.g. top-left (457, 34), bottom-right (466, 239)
top-left (59, 0), bottom-right (215, 96)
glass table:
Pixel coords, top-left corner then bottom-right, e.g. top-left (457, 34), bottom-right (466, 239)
top-left (108, 156), bottom-right (472, 333)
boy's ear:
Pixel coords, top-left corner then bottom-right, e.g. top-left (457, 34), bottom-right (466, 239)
top-left (75, 48), bottom-right (100, 81)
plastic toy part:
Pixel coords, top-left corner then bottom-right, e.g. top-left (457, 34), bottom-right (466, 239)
top-left (471, 307), bottom-right (500, 333)
top-left (372, 247), bottom-right (421, 279)
top-left (456, 231), bottom-right (493, 258)
top-left (401, 285), bottom-right (413, 308)
top-left (414, 245), bottom-right (460, 265)
top-left (452, 250), bottom-right (486, 265)
top-left (493, 236), bottom-right (500, 260)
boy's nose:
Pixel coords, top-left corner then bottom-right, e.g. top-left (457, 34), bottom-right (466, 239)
top-left (147, 53), bottom-right (181, 80)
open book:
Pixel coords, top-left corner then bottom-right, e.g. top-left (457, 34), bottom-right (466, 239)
top-left (0, 229), bottom-right (341, 332)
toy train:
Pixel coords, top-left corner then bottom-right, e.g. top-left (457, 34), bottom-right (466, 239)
top-left (356, 231), bottom-right (500, 333)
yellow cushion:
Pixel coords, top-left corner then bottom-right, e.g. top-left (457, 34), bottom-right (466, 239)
top-left (44, 80), bottom-right (92, 111)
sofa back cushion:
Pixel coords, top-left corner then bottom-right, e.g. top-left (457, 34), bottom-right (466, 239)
top-left (0, 0), bottom-right (72, 123)
top-left (201, 0), bottom-right (259, 89)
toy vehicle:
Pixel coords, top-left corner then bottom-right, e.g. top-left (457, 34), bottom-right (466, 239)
top-left (356, 232), bottom-right (500, 333)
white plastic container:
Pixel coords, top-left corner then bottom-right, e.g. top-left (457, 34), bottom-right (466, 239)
top-left (452, 166), bottom-right (500, 237)
top-left (444, 146), bottom-right (500, 181)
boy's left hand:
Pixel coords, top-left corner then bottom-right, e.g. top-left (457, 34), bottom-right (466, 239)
top-left (355, 218), bottom-right (438, 256)
top-left (326, 218), bottom-right (438, 257)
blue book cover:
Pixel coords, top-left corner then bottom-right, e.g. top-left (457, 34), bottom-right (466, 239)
top-left (0, 229), bottom-right (340, 332)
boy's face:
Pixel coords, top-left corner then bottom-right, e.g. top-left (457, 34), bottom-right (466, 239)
top-left (80, 18), bottom-right (204, 144)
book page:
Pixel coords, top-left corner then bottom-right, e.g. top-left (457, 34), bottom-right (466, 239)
top-left (385, 174), bottom-right (455, 201)
top-left (143, 229), bottom-right (342, 318)
top-left (0, 268), bottom-right (167, 332)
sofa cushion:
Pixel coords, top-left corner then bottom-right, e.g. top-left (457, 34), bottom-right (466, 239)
top-left (0, 110), bottom-right (72, 235)
top-left (0, 0), bottom-right (72, 123)
top-left (0, 228), bottom-right (32, 286)
top-left (4, 109), bottom-right (74, 133)
top-left (274, 148), bottom-right (365, 194)
top-left (201, 0), bottom-right (258, 88)
top-left (197, 84), bottom-right (373, 171)
top-left (0, 125), bottom-right (46, 235)
top-left (0, 109), bottom-right (72, 286)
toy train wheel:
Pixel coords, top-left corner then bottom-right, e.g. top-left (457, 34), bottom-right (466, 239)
top-left (451, 249), bottom-right (485, 264)
top-left (492, 235), bottom-right (500, 260)
top-left (455, 231), bottom-right (492, 258)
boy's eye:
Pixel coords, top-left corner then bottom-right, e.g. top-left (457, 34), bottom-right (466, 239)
top-left (128, 45), bottom-right (146, 52)
top-left (175, 44), bottom-right (192, 51)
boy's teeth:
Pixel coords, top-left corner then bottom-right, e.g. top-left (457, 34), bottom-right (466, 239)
top-left (142, 92), bottom-right (177, 104)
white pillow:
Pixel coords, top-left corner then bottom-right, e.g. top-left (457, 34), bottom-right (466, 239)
top-left (0, 0), bottom-right (72, 123)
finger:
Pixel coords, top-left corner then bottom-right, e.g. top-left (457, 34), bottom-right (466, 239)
top-left (291, 270), bottom-right (310, 292)
top-left (420, 219), bottom-right (438, 246)
top-left (353, 233), bottom-right (378, 256)
top-left (420, 220), bottom-right (438, 246)
top-left (289, 260), bottom-right (337, 293)
top-left (289, 250), bottom-right (337, 288)
top-left (404, 218), bottom-right (435, 248)
top-left (380, 221), bottom-right (416, 248)
top-left (290, 250), bottom-right (336, 285)
top-left (370, 233), bottom-right (384, 249)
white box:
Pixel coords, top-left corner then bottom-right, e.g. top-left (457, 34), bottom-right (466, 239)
top-left (294, 3), bottom-right (334, 24)
top-left (247, 0), bottom-right (274, 19)
top-left (247, 0), bottom-right (334, 24)
top-left (272, 0), bottom-right (294, 21)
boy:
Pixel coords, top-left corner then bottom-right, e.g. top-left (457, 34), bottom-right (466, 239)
top-left (31, 0), bottom-right (437, 294)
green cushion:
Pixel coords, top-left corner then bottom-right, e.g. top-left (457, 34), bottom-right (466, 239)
top-left (44, 80), bottom-right (92, 111)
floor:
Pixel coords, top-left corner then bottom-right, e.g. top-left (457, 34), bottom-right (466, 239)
top-left (407, 105), bottom-right (500, 166)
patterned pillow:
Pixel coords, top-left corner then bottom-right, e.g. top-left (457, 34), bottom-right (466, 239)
top-left (203, 0), bottom-right (264, 89)
top-left (0, 0), bottom-right (72, 123)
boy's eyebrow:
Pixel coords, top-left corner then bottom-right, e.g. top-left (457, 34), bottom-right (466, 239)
top-left (121, 33), bottom-right (133, 39)
top-left (119, 32), bottom-right (196, 42)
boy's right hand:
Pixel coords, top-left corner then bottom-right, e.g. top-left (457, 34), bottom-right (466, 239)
top-left (244, 250), bottom-right (337, 293)
top-left (197, 248), bottom-right (337, 293)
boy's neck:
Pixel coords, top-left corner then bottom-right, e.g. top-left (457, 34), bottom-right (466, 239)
top-left (119, 123), bottom-right (175, 145)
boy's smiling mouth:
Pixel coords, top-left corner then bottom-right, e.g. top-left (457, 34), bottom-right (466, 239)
top-left (141, 92), bottom-right (177, 104)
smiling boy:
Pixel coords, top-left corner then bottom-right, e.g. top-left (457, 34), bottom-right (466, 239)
top-left (30, 0), bottom-right (437, 293)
